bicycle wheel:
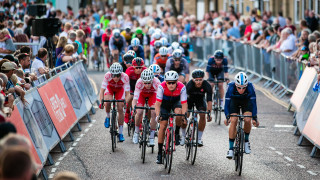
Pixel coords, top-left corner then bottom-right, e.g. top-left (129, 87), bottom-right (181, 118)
top-left (234, 131), bottom-right (240, 171)
top-left (191, 120), bottom-right (198, 165)
top-left (238, 129), bottom-right (245, 176)
top-left (101, 51), bottom-right (105, 72)
top-left (163, 129), bottom-right (169, 169)
top-left (214, 89), bottom-right (218, 123)
top-left (185, 122), bottom-right (192, 160)
top-left (167, 128), bottom-right (174, 174)
top-left (111, 111), bottom-right (116, 152)
top-left (217, 91), bottom-right (221, 125)
top-left (142, 120), bottom-right (147, 163)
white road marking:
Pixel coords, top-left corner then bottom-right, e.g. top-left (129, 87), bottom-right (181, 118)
top-left (80, 134), bottom-right (85, 137)
top-left (286, 163), bottom-right (291, 166)
top-left (89, 124), bottom-right (93, 127)
top-left (58, 157), bottom-right (64, 161)
top-left (284, 156), bottom-right (294, 162)
top-left (85, 128), bottom-right (89, 132)
top-left (69, 147), bottom-right (74, 151)
top-left (72, 142), bottom-right (78, 146)
top-left (274, 124), bottom-right (295, 128)
top-left (297, 164), bottom-right (306, 169)
top-left (49, 174), bottom-right (54, 179)
top-left (51, 168), bottom-right (57, 173)
top-left (63, 152), bottom-right (69, 156)
top-left (55, 162), bottom-right (60, 166)
top-left (307, 171), bottom-right (317, 176)
top-left (92, 120), bottom-right (96, 123)
top-left (275, 151), bottom-right (283, 155)
top-left (269, 147), bottom-right (276, 150)
top-left (76, 138), bottom-right (81, 142)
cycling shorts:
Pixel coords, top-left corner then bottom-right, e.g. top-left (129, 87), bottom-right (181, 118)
top-left (137, 92), bottom-right (156, 107)
top-left (208, 70), bottom-right (224, 82)
top-left (160, 100), bottom-right (182, 121)
top-left (104, 87), bottom-right (125, 100)
top-left (229, 98), bottom-right (253, 114)
top-left (187, 98), bottom-right (207, 111)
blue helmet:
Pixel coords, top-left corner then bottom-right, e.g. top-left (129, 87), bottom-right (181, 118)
top-left (214, 50), bottom-right (224, 59)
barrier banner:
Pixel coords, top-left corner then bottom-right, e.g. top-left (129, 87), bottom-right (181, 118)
top-left (71, 62), bottom-right (97, 105)
top-left (38, 77), bottom-right (78, 139)
top-left (7, 106), bottom-right (45, 166)
top-left (290, 67), bottom-right (317, 111)
top-left (16, 88), bottom-right (60, 151)
top-left (302, 94), bottom-right (320, 147)
top-left (59, 70), bottom-right (89, 119)
top-left (295, 75), bottom-right (319, 132)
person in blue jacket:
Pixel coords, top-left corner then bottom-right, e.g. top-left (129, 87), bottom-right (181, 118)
top-left (224, 72), bottom-right (259, 159)
top-left (128, 38), bottom-right (145, 60)
top-left (149, 64), bottom-right (164, 82)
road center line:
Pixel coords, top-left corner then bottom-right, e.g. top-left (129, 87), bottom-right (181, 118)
top-left (307, 170), bottom-right (317, 176)
top-left (275, 151), bottom-right (283, 155)
top-left (297, 164), bottom-right (306, 169)
top-left (269, 147), bottom-right (276, 150)
top-left (58, 157), bottom-right (64, 161)
top-left (49, 174), bottom-right (54, 179)
top-left (51, 168), bottom-right (57, 173)
top-left (284, 156), bottom-right (294, 162)
top-left (55, 162), bottom-right (60, 166)
top-left (76, 138), bottom-right (81, 142)
top-left (274, 124), bottom-right (295, 128)
top-left (89, 124), bottom-right (93, 127)
top-left (84, 128), bottom-right (89, 132)
top-left (73, 142), bottom-right (78, 146)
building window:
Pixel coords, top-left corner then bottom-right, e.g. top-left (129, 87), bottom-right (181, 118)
top-left (316, 0), bottom-right (320, 15)
top-left (135, 0), bottom-right (140, 5)
top-left (146, 0), bottom-right (152, 4)
top-left (239, 0), bottom-right (244, 14)
top-left (295, 0), bottom-right (301, 24)
top-left (124, 0), bottom-right (130, 5)
top-left (158, 0), bottom-right (164, 3)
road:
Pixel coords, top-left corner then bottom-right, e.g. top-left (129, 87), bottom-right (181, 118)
top-left (43, 68), bottom-right (320, 180)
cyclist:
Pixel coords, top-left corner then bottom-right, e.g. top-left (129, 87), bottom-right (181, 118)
top-left (124, 57), bottom-right (147, 124)
top-left (160, 37), bottom-right (169, 47)
top-left (128, 38), bottom-right (145, 60)
top-left (127, 50), bottom-right (136, 57)
top-left (206, 50), bottom-right (229, 109)
top-left (155, 71), bottom-right (188, 164)
top-left (184, 69), bottom-right (212, 146)
top-left (109, 29), bottom-right (127, 63)
top-left (121, 53), bottom-right (134, 72)
top-left (224, 72), bottom-right (259, 159)
top-left (91, 24), bottom-right (103, 68)
top-left (102, 27), bottom-right (112, 68)
top-left (121, 26), bottom-right (133, 45)
top-left (180, 35), bottom-right (194, 63)
top-left (100, 63), bottom-right (130, 142)
top-left (149, 64), bottom-right (164, 82)
top-left (150, 32), bottom-right (162, 64)
top-left (132, 69), bottom-right (161, 146)
top-left (167, 41), bottom-right (184, 55)
top-left (132, 27), bottom-right (148, 48)
top-left (154, 47), bottom-right (169, 73)
top-left (165, 49), bottom-right (190, 84)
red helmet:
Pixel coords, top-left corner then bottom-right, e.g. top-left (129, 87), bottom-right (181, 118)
top-left (132, 57), bottom-right (144, 66)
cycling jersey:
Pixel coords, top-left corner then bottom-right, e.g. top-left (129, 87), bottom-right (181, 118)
top-left (154, 53), bottom-right (169, 70)
top-left (132, 33), bottom-right (148, 46)
top-left (155, 74), bottom-right (164, 82)
top-left (102, 33), bottom-right (112, 46)
top-left (186, 80), bottom-right (212, 111)
top-left (128, 45), bottom-right (145, 60)
top-left (134, 78), bottom-right (161, 106)
top-left (165, 58), bottom-right (190, 76)
top-left (101, 72), bottom-right (130, 100)
top-left (224, 82), bottom-right (257, 117)
top-left (125, 66), bottom-right (147, 93)
top-left (167, 46), bottom-right (184, 54)
top-left (91, 29), bottom-right (103, 46)
top-left (156, 81), bottom-right (187, 104)
top-left (206, 57), bottom-right (228, 74)
top-left (121, 31), bottom-right (133, 45)
top-left (181, 44), bottom-right (193, 57)
top-left (109, 35), bottom-right (127, 52)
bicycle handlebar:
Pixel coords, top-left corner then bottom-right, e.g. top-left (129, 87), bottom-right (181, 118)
top-left (101, 99), bottom-right (125, 103)
top-left (135, 106), bottom-right (155, 110)
top-left (188, 110), bottom-right (210, 114)
top-left (230, 115), bottom-right (253, 118)
top-left (160, 113), bottom-right (186, 118)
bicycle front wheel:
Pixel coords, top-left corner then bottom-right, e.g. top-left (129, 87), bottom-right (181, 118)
top-left (141, 121), bottom-right (147, 163)
top-left (191, 121), bottom-right (198, 165)
top-left (163, 129), bottom-right (169, 169)
top-left (111, 112), bottom-right (117, 152)
top-left (167, 128), bottom-right (174, 174)
top-left (238, 129), bottom-right (245, 176)
top-left (185, 122), bottom-right (192, 160)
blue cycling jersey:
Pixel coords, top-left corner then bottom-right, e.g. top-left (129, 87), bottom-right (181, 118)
top-left (128, 45), bottom-right (145, 60)
top-left (224, 82), bottom-right (257, 117)
top-left (206, 57), bottom-right (228, 74)
top-left (155, 74), bottom-right (164, 82)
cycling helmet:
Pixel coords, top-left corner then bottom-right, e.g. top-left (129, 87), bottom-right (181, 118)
top-left (125, 26), bottom-right (131, 33)
top-left (106, 27), bottom-right (112, 32)
top-left (94, 24), bottom-right (101, 30)
top-left (123, 53), bottom-right (134, 63)
top-left (235, 72), bottom-right (248, 86)
top-left (214, 50), bottom-right (224, 59)
top-left (148, 27), bottom-right (155, 35)
top-left (172, 49), bottom-right (182, 58)
top-left (160, 37), bottom-right (168, 46)
top-left (164, 71), bottom-right (179, 81)
top-left (159, 47), bottom-right (168, 56)
top-left (127, 50), bottom-right (136, 56)
top-left (132, 57), bottom-right (144, 66)
top-left (141, 69), bottom-right (154, 82)
top-left (155, 28), bottom-right (162, 34)
top-left (135, 27), bottom-right (143, 34)
top-left (154, 40), bottom-right (162, 48)
top-left (131, 38), bottom-right (140, 46)
top-left (180, 35), bottom-right (189, 43)
top-left (110, 63), bottom-right (123, 74)
top-left (192, 69), bottom-right (205, 79)
top-left (149, 64), bottom-right (161, 74)
top-left (153, 32), bottom-right (161, 40)
top-left (113, 29), bottom-right (121, 38)
top-left (171, 42), bottom-right (180, 50)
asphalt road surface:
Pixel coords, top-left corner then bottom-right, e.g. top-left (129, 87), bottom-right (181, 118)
top-left (43, 67), bottom-right (320, 180)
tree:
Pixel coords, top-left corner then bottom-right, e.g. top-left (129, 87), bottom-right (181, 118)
top-left (169, 0), bottom-right (179, 17)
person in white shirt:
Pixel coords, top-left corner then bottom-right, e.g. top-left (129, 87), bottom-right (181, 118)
top-left (31, 48), bottom-right (49, 78)
top-left (59, 23), bottom-right (72, 38)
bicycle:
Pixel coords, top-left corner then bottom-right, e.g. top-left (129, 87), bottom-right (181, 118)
top-left (160, 113), bottom-right (186, 174)
top-left (97, 46), bottom-right (105, 72)
top-left (185, 108), bottom-right (210, 165)
top-left (230, 113), bottom-right (252, 176)
top-left (109, 50), bottom-right (124, 65)
top-left (135, 98), bottom-right (155, 163)
top-left (127, 106), bottom-right (135, 137)
top-left (101, 98), bottom-right (125, 152)
top-left (210, 79), bottom-right (225, 125)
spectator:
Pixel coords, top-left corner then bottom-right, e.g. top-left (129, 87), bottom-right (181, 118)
top-left (56, 44), bottom-right (76, 67)
top-left (75, 29), bottom-right (85, 55)
top-left (306, 11), bottom-right (319, 32)
top-left (53, 171), bottom-right (80, 180)
top-left (297, 20), bottom-right (310, 38)
top-left (56, 36), bottom-right (68, 57)
top-left (68, 30), bottom-right (76, 44)
top-left (284, 17), bottom-right (296, 35)
top-left (241, 17), bottom-right (252, 41)
top-left (59, 22), bottom-right (72, 38)
top-left (224, 21), bottom-right (240, 40)
top-left (277, 12), bottom-right (286, 28)
top-left (279, 28), bottom-right (296, 56)
top-left (0, 28), bottom-right (16, 58)
top-left (13, 28), bottom-right (29, 49)
top-left (31, 48), bottom-right (49, 77)
top-left (17, 53), bottom-right (31, 73)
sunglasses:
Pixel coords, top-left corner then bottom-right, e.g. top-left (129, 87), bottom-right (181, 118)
top-left (166, 81), bottom-right (177, 85)
top-left (125, 61), bottom-right (132, 64)
top-left (134, 67), bottom-right (142, 69)
top-left (161, 55), bottom-right (167, 57)
top-left (112, 74), bottom-right (121, 78)
top-left (236, 86), bottom-right (247, 90)
top-left (144, 82), bottom-right (152, 85)
top-left (133, 46), bottom-right (139, 48)
top-left (194, 79), bottom-right (203, 82)
top-left (174, 59), bottom-right (181, 61)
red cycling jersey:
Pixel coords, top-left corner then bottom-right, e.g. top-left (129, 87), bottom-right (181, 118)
top-left (134, 78), bottom-right (161, 106)
top-left (125, 66), bottom-right (147, 93)
top-left (101, 72), bottom-right (130, 100)
top-left (154, 53), bottom-right (169, 69)
top-left (156, 81), bottom-right (187, 104)
top-left (102, 33), bottom-right (112, 45)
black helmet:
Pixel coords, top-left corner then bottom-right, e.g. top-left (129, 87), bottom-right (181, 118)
top-left (123, 53), bottom-right (134, 63)
top-left (214, 50), bottom-right (224, 59)
top-left (192, 69), bottom-right (205, 79)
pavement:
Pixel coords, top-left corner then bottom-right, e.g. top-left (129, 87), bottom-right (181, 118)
top-left (42, 66), bottom-right (320, 180)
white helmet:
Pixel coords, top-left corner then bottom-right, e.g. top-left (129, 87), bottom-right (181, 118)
top-left (235, 72), bottom-right (248, 86)
top-left (94, 24), bottom-right (101, 30)
top-left (164, 71), bottom-right (179, 81)
top-left (148, 27), bottom-right (155, 35)
top-left (127, 50), bottom-right (136, 56)
top-left (153, 32), bottom-right (161, 39)
top-left (149, 64), bottom-right (161, 74)
top-left (112, 29), bottom-right (120, 34)
top-left (160, 37), bottom-right (168, 46)
top-left (131, 38), bottom-right (140, 46)
top-left (155, 28), bottom-right (162, 34)
top-left (159, 47), bottom-right (168, 56)
top-left (141, 69), bottom-right (154, 82)
top-left (172, 49), bottom-right (182, 58)
top-left (110, 63), bottom-right (123, 74)
top-left (171, 42), bottom-right (179, 50)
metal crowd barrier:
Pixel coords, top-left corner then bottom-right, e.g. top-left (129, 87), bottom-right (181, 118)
top-left (167, 34), bottom-right (301, 98)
